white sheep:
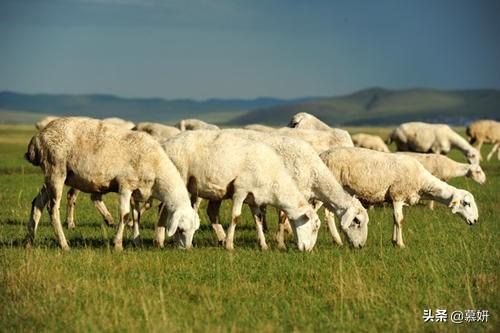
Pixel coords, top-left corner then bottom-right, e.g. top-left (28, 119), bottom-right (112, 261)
top-left (35, 116), bottom-right (117, 228)
top-left (466, 119), bottom-right (500, 161)
top-left (35, 116), bottom-right (143, 231)
top-left (389, 122), bottom-right (480, 165)
top-left (134, 122), bottom-right (181, 141)
top-left (175, 118), bottom-right (220, 131)
top-left (351, 133), bottom-right (390, 152)
top-left (276, 127), bottom-right (353, 153)
top-left (285, 112), bottom-right (353, 152)
top-left (25, 117), bottom-right (199, 251)
top-left (159, 130), bottom-right (322, 251)
top-left (212, 129), bottom-right (370, 248)
top-left (288, 112), bottom-right (332, 131)
top-left (320, 147), bottom-right (479, 247)
top-left (397, 152), bottom-right (486, 184)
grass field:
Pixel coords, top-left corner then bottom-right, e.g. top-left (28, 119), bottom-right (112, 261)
top-left (0, 125), bottom-right (498, 332)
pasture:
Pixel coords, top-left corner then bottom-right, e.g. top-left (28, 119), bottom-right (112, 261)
top-left (0, 125), bottom-right (498, 332)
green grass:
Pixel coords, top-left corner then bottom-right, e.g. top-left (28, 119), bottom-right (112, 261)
top-left (0, 126), bottom-right (498, 332)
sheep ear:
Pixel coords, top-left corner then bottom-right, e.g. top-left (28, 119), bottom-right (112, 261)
top-left (166, 211), bottom-right (180, 237)
top-left (449, 199), bottom-right (460, 213)
top-left (340, 208), bottom-right (355, 230)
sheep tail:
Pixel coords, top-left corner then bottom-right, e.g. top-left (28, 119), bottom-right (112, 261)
top-left (25, 136), bottom-right (41, 166)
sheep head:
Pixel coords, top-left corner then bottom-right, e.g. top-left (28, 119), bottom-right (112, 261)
top-left (288, 112), bottom-right (309, 128)
top-left (167, 207), bottom-right (200, 249)
top-left (340, 203), bottom-right (369, 249)
top-left (467, 164), bottom-right (486, 184)
top-left (289, 206), bottom-right (320, 252)
top-left (449, 190), bottom-right (478, 225)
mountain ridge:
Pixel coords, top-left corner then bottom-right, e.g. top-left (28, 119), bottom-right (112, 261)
top-left (229, 87), bottom-right (500, 126)
top-left (1, 88), bottom-right (499, 125)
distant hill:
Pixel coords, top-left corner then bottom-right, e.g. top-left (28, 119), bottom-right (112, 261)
top-left (0, 91), bottom-right (313, 124)
top-left (2, 88), bottom-right (499, 126)
top-left (230, 87), bottom-right (500, 126)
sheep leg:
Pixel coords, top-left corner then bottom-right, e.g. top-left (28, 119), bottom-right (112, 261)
top-left (207, 200), bottom-right (226, 246)
top-left (280, 211), bottom-right (293, 234)
top-left (428, 200), bottom-right (435, 210)
top-left (65, 188), bottom-right (79, 229)
top-left (275, 210), bottom-right (286, 250)
top-left (46, 175), bottom-right (70, 250)
top-left (26, 185), bottom-right (49, 247)
top-left (392, 201), bottom-right (405, 248)
top-left (154, 205), bottom-right (167, 248)
top-left (487, 142), bottom-right (499, 161)
top-left (90, 193), bottom-right (114, 226)
top-left (225, 192), bottom-right (246, 251)
top-left (113, 189), bottom-right (132, 251)
top-left (250, 206), bottom-right (268, 250)
top-left (325, 208), bottom-right (343, 246)
top-left (131, 198), bottom-right (142, 247)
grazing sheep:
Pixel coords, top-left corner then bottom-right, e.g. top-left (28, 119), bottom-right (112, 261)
top-left (243, 124), bottom-right (275, 132)
top-left (320, 147), bottom-right (479, 247)
top-left (397, 152), bottom-right (486, 184)
top-left (36, 116), bottom-right (138, 230)
top-left (134, 122), bottom-right (181, 141)
top-left (35, 116), bottom-right (121, 228)
top-left (101, 117), bottom-right (135, 130)
top-left (160, 130), bottom-right (321, 251)
top-left (351, 133), bottom-right (390, 152)
top-left (288, 112), bottom-right (331, 131)
top-left (25, 117), bottom-right (199, 251)
top-left (466, 120), bottom-right (500, 161)
top-left (276, 127), bottom-right (354, 153)
top-left (213, 129), bottom-right (370, 248)
top-left (35, 116), bottom-right (60, 131)
top-left (388, 122), bottom-right (480, 165)
top-left (175, 118), bottom-right (219, 131)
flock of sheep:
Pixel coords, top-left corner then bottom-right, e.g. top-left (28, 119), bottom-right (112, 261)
top-left (24, 114), bottom-right (499, 251)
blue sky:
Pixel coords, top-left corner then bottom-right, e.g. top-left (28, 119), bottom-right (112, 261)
top-left (1, 0), bottom-right (499, 99)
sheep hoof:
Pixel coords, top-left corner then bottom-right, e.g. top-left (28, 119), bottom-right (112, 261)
top-left (225, 243), bottom-right (234, 251)
top-left (217, 239), bottom-right (225, 247)
top-left (66, 222), bottom-right (76, 229)
top-left (104, 219), bottom-right (114, 227)
top-left (277, 242), bottom-right (287, 250)
top-left (392, 241), bottom-right (405, 248)
top-left (61, 244), bottom-right (70, 251)
top-left (114, 243), bottom-right (124, 252)
top-left (260, 243), bottom-right (269, 251)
